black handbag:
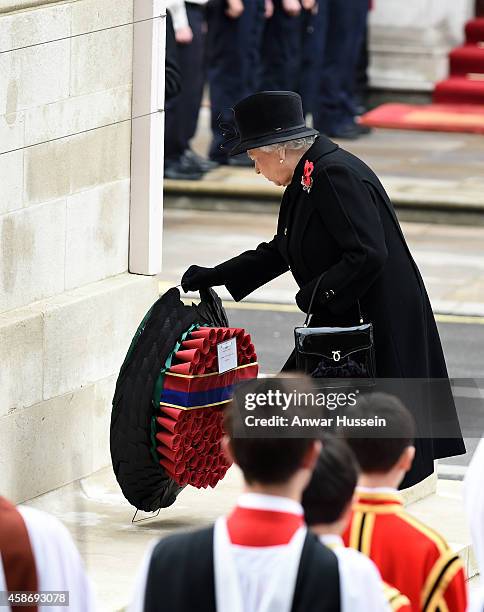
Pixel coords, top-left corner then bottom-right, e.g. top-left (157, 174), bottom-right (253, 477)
top-left (294, 275), bottom-right (376, 383)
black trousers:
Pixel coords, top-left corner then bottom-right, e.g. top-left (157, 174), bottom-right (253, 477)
top-left (165, 4), bottom-right (206, 161)
top-left (260, 1), bottom-right (308, 92)
top-left (207, 0), bottom-right (265, 161)
top-left (311, 0), bottom-right (369, 133)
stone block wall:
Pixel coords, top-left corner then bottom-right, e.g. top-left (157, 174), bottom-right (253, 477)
top-left (369, 0), bottom-right (475, 91)
top-left (0, 0), bottom-right (160, 502)
top-left (0, 0), bottom-right (133, 308)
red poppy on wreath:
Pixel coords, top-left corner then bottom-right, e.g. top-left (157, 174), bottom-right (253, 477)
top-left (301, 160), bottom-right (314, 193)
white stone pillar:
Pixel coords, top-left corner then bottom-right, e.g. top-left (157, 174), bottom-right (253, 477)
top-left (129, 0), bottom-right (165, 274)
top-left (369, 0), bottom-right (475, 91)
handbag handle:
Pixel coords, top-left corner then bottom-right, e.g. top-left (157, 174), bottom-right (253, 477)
top-left (303, 273), bottom-right (363, 327)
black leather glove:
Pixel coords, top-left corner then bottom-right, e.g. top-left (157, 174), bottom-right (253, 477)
top-left (181, 265), bottom-right (225, 292)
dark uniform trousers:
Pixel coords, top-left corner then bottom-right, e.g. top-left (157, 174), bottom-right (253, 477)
top-left (207, 0), bottom-right (265, 161)
top-left (298, 8), bottom-right (327, 115)
top-left (260, 1), bottom-right (308, 93)
top-left (165, 3), bottom-right (206, 162)
top-left (143, 526), bottom-right (341, 612)
top-left (311, 0), bottom-right (369, 134)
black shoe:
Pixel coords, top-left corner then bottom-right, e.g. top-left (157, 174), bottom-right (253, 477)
top-left (184, 150), bottom-right (219, 172)
top-left (226, 153), bottom-right (254, 168)
top-left (210, 153), bottom-right (253, 167)
top-left (210, 154), bottom-right (254, 168)
top-left (216, 153), bottom-right (254, 168)
top-left (327, 123), bottom-right (363, 140)
top-left (356, 123), bottom-right (372, 135)
top-left (164, 157), bottom-right (204, 180)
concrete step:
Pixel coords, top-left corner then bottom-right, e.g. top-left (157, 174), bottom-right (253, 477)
top-left (406, 479), bottom-right (478, 580)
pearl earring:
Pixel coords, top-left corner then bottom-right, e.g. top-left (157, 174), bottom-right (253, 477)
top-left (279, 158), bottom-right (284, 164)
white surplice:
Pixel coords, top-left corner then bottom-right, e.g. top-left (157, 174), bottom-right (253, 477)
top-left (319, 534), bottom-right (390, 612)
top-left (214, 494), bottom-right (307, 612)
top-left (464, 438), bottom-right (484, 612)
top-left (18, 506), bottom-right (96, 612)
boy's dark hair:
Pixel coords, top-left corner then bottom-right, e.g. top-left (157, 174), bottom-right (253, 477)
top-left (224, 377), bottom-right (315, 485)
top-left (341, 392), bottom-right (415, 473)
top-left (302, 438), bottom-right (359, 526)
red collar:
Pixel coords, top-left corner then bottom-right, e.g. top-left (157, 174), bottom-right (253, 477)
top-left (227, 506), bottom-right (304, 547)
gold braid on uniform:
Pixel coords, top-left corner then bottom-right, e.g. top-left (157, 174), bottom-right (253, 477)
top-left (382, 582), bottom-right (411, 611)
top-left (421, 550), bottom-right (463, 612)
top-left (349, 511), bottom-right (375, 556)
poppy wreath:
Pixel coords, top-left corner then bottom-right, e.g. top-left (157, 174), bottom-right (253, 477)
top-left (110, 287), bottom-right (258, 512)
top-left (152, 326), bottom-right (258, 490)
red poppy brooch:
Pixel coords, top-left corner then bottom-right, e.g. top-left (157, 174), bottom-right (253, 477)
top-left (301, 160), bottom-right (314, 193)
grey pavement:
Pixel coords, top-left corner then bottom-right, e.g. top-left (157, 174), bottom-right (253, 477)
top-left (159, 208), bottom-right (484, 317)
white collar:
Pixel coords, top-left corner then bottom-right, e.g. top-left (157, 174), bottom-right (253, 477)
top-left (319, 534), bottom-right (343, 547)
top-left (237, 493), bottom-right (303, 516)
top-left (356, 486), bottom-right (398, 495)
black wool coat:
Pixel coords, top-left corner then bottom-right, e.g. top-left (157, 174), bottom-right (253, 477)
top-left (216, 136), bottom-right (464, 484)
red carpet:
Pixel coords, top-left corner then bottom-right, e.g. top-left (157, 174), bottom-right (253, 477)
top-left (433, 18), bottom-right (484, 105)
top-left (360, 103), bottom-right (484, 134)
top-left (362, 18), bottom-right (484, 134)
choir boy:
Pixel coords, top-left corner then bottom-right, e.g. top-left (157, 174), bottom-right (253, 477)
top-left (342, 393), bottom-right (467, 612)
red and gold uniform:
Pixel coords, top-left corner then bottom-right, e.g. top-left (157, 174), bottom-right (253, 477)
top-left (383, 582), bottom-right (412, 611)
top-left (343, 488), bottom-right (467, 612)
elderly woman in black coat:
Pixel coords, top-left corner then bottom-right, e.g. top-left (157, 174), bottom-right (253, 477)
top-left (182, 91), bottom-right (464, 487)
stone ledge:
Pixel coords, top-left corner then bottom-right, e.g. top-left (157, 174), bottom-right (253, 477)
top-left (401, 471), bottom-right (437, 505)
top-left (163, 176), bottom-right (484, 213)
top-left (0, 0), bottom-right (67, 16)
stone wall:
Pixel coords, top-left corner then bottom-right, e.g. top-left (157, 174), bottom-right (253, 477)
top-left (0, 0), bottom-right (159, 503)
top-left (369, 0), bottom-right (475, 91)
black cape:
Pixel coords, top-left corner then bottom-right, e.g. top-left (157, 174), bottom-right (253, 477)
top-left (216, 136), bottom-right (465, 486)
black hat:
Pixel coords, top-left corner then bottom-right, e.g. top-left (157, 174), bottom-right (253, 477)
top-left (229, 91), bottom-right (318, 156)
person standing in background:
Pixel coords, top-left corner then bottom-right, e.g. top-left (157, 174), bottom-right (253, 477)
top-left (297, 1), bottom-right (325, 115)
top-left (164, 12), bottom-right (182, 103)
top-left (302, 438), bottom-right (411, 611)
top-left (260, 0), bottom-right (317, 93)
top-left (206, 0), bottom-right (267, 166)
top-left (342, 396), bottom-right (467, 611)
top-left (352, 0), bottom-right (373, 116)
top-left (165, 0), bottom-right (215, 180)
top-left (311, 0), bottom-right (371, 139)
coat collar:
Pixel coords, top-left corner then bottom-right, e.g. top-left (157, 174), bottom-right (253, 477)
top-left (354, 488), bottom-right (403, 514)
top-left (290, 134), bottom-right (339, 191)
